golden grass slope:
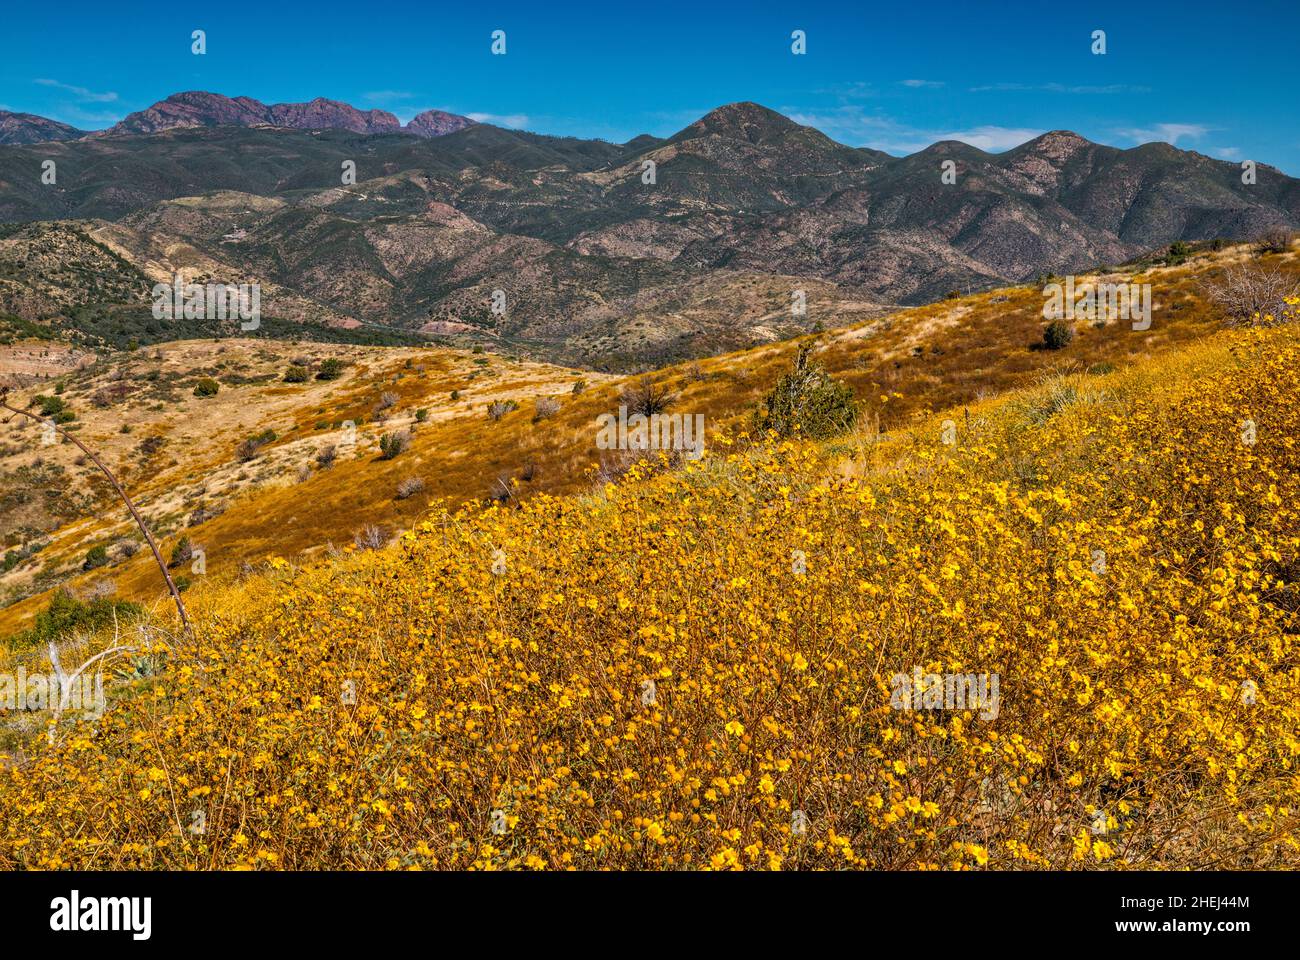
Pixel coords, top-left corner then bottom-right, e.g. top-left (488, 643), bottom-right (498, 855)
top-left (0, 340), bottom-right (614, 633)
top-left (1, 316), bottom-right (1296, 869)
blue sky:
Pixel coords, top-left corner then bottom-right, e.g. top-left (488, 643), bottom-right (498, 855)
top-left (2, 0), bottom-right (1297, 171)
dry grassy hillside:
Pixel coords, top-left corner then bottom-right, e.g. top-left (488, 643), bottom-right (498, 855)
top-left (1, 241), bottom-right (1295, 640)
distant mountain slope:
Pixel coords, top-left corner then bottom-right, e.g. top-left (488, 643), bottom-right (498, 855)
top-left (0, 98), bottom-right (1297, 365)
top-left (95, 91), bottom-right (475, 139)
top-left (0, 110), bottom-right (84, 145)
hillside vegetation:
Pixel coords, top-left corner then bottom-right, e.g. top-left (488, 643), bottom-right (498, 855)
top-left (1, 304), bottom-right (1296, 868)
top-left (2, 241), bottom-right (1295, 638)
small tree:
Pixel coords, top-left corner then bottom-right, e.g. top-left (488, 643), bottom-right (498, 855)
top-left (753, 343), bottom-right (857, 439)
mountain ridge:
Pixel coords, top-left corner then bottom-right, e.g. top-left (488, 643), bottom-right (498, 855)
top-left (1, 98), bottom-right (1297, 368)
top-left (0, 92), bottom-right (477, 144)
top-left (95, 91), bottom-right (477, 139)
top-left (0, 110), bottom-right (85, 145)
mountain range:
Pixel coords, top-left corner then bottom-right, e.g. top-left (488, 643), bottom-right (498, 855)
top-left (1, 94), bottom-right (1297, 368)
top-left (0, 91), bottom-right (476, 143)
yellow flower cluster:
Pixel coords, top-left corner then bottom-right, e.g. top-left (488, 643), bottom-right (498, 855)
top-left (1, 322), bottom-right (1297, 870)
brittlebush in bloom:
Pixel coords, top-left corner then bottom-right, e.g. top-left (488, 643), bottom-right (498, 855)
top-left (0, 320), bottom-right (1298, 870)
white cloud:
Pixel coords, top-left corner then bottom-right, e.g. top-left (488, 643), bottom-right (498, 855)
top-left (934, 125), bottom-right (1044, 151)
top-left (1115, 122), bottom-right (1211, 146)
top-left (900, 79), bottom-right (944, 89)
top-left (1215, 146), bottom-right (1242, 160)
top-left (34, 78), bottom-right (117, 103)
top-left (785, 106), bottom-right (1040, 154)
top-left (466, 112), bottom-right (529, 129)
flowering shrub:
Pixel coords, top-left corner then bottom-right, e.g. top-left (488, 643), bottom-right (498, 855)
top-left (1, 320), bottom-right (1297, 870)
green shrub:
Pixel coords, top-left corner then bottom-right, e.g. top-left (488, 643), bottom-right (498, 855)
top-left (752, 343), bottom-right (858, 440)
top-left (2, 541), bottom-right (47, 573)
top-left (378, 431), bottom-right (409, 461)
top-left (316, 358), bottom-right (345, 381)
top-left (193, 378), bottom-right (220, 398)
top-left (8, 590), bottom-right (142, 648)
top-left (82, 544), bottom-right (109, 571)
top-left (32, 395), bottom-right (67, 417)
top-left (169, 536), bottom-right (193, 568)
top-left (283, 365), bottom-right (310, 383)
top-left (1042, 320), bottom-right (1074, 350)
